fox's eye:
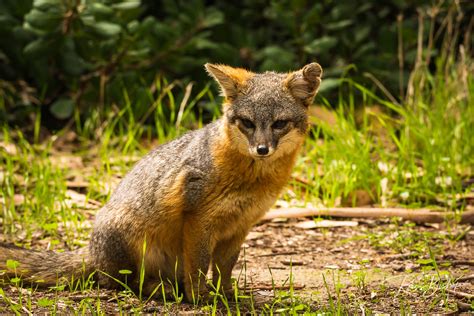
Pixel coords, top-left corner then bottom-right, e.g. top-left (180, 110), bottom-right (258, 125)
top-left (272, 120), bottom-right (288, 129)
top-left (240, 118), bottom-right (255, 129)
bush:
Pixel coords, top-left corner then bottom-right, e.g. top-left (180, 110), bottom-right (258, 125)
top-left (0, 0), bottom-right (471, 130)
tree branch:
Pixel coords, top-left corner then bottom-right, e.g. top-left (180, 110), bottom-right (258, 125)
top-left (262, 207), bottom-right (474, 224)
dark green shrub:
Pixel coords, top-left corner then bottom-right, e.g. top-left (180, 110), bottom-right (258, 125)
top-left (0, 0), bottom-right (471, 130)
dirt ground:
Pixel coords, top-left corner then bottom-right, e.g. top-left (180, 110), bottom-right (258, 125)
top-left (240, 218), bottom-right (474, 313)
top-left (1, 216), bottom-right (473, 314)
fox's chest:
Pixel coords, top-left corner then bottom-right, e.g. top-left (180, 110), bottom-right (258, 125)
top-left (203, 147), bottom-right (300, 243)
top-left (203, 173), bottom-right (287, 242)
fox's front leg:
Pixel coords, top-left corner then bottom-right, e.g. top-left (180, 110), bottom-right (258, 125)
top-left (212, 233), bottom-right (246, 295)
top-left (182, 218), bottom-right (211, 302)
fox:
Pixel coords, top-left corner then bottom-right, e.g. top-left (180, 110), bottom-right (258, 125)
top-left (0, 62), bottom-right (322, 301)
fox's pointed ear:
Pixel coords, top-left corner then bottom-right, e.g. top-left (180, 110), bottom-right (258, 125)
top-left (285, 62), bottom-right (323, 107)
top-left (205, 63), bottom-right (254, 100)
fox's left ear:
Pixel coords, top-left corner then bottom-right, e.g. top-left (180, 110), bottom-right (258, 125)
top-left (285, 63), bottom-right (323, 107)
top-left (205, 63), bottom-right (254, 100)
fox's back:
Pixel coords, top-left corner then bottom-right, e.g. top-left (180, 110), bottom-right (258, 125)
top-left (104, 121), bottom-right (218, 214)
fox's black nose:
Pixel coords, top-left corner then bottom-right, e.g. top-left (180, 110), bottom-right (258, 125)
top-left (257, 145), bottom-right (269, 156)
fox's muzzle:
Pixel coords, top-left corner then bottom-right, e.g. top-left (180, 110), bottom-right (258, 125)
top-left (250, 143), bottom-right (275, 158)
top-left (257, 145), bottom-right (269, 155)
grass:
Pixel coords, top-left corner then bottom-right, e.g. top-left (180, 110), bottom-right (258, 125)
top-left (1, 30), bottom-right (473, 314)
top-left (300, 57), bottom-right (474, 209)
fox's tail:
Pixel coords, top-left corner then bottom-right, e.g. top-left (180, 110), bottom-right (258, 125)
top-left (0, 243), bottom-right (92, 286)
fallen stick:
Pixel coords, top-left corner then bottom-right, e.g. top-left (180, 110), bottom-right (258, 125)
top-left (457, 301), bottom-right (472, 312)
top-left (258, 251), bottom-right (298, 257)
top-left (0, 296), bottom-right (32, 316)
top-left (447, 288), bottom-right (474, 299)
top-left (439, 260), bottom-right (474, 266)
top-left (381, 252), bottom-right (418, 261)
top-left (248, 284), bottom-right (306, 291)
top-left (262, 207), bottom-right (474, 224)
top-left (69, 293), bottom-right (111, 301)
top-left (456, 274), bottom-right (474, 282)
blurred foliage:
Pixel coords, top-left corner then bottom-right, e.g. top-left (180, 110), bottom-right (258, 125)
top-left (0, 0), bottom-right (472, 129)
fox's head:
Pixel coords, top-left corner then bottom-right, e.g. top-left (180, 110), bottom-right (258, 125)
top-left (206, 62), bottom-right (322, 160)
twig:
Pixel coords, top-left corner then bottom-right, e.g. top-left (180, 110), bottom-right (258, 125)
top-left (258, 251), bottom-right (298, 257)
top-left (291, 176), bottom-right (311, 186)
top-left (248, 284), bottom-right (305, 291)
top-left (262, 207), bottom-right (474, 224)
top-left (0, 294), bottom-right (33, 315)
top-left (69, 293), bottom-right (110, 301)
top-left (447, 288), bottom-right (474, 299)
top-left (381, 252), bottom-right (418, 261)
top-left (457, 301), bottom-right (472, 312)
top-left (456, 274), bottom-right (474, 282)
top-left (439, 260), bottom-right (474, 266)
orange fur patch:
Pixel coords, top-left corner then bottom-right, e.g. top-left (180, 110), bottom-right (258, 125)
top-left (129, 171), bottom-right (188, 279)
top-left (205, 122), bottom-right (304, 243)
top-left (218, 65), bottom-right (254, 87)
top-left (205, 64), bottom-right (254, 102)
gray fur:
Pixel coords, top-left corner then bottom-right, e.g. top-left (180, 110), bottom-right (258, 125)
top-left (90, 121), bottom-right (220, 286)
top-left (226, 72), bottom-right (310, 154)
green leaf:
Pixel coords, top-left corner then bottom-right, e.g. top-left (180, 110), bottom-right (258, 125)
top-left (139, 16), bottom-right (157, 33)
top-left (10, 277), bottom-right (21, 284)
top-left (127, 20), bottom-right (139, 33)
top-left (355, 26), bottom-right (370, 43)
top-left (1, 0), bottom-right (34, 16)
top-left (6, 259), bottom-right (19, 270)
top-left (50, 98), bottom-right (74, 119)
top-left (258, 46), bottom-right (294, 71)
top-left (23, 37), bottom-right (50, 57)
top-left (202, 8), bottom-right (223, 28)
top-left (119, 269), bottom-right (132, 275)
top-left (33, 0), bottom-right (60, 11)
top-left (304, 36), bottom-right (337, 55)
top-left (24, 8), bottom-right (62, 31)
top-left (111, 1), bottom-right (141, 10)
top-left (193, 37), bottom-right (218, 50)
top-left (326, 19), bottom-right (352, 30)
top-left (416, 258), bottom-right (434, 265)
top-left (61, 38), bottom-right (89, 76)
top-left (89, 3), bottom-right (114, 16)
top-left (37, 298), bottom-right (54, 307)
top-left (43, 222), bottom-right (58, 231)
top-left (0, 14), bottom-right (18, 28)
top-left (127, 47), bottom-right (150, 58)
top-left (92, 21), bottom-right (121, 37)
top-left (294, 304), bottom-right (306, 311)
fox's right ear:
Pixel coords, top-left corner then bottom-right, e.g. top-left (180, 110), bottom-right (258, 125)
top-left (285, 62), bottom-right (323, 107)
top-left (205, 63), bottom-right (254, 100)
